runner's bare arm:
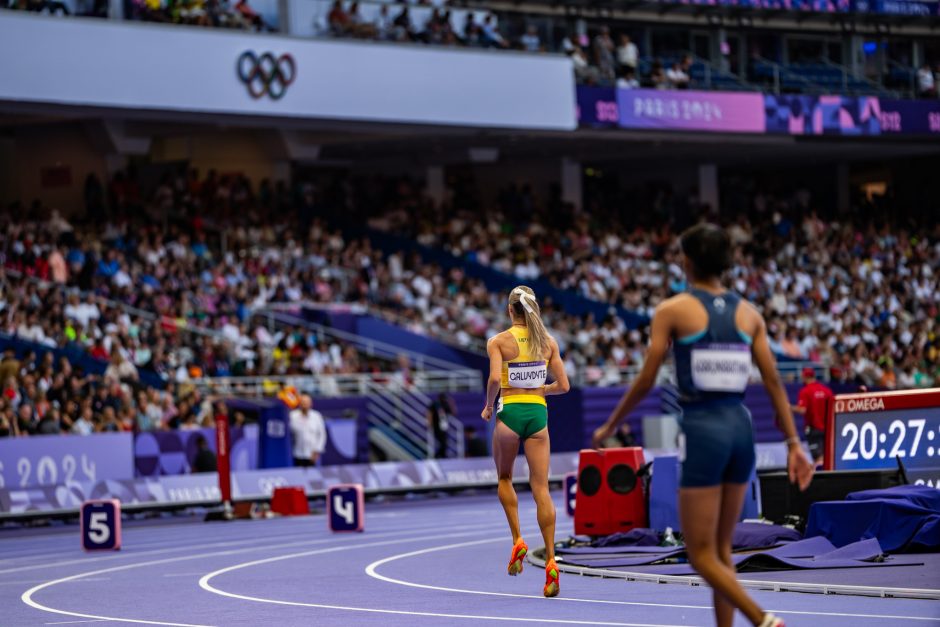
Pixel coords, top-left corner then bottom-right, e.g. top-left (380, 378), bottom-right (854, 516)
top-left (592, 302), bottom-right (672, 446)
top-left (481, 336), bottom-right (504, 421)
top-left (749, 306), bottom-right (814, 490)
top-left (543, 337), bottom-right (570, 396)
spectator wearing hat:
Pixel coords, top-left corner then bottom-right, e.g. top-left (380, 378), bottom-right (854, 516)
top-left (791, 367), bottom-right (833, 466)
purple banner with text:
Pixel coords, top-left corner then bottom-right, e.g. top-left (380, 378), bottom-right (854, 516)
top-left (853, 0), bottom-right (940, 14)
top-left (576, 86), bottom-right (618, 127)
top-left (0, 432), bottom-right (133, 489)
top-left (661, 0), bottom-right (850, 10)
top-left (617, 89), bottom-right (765, 133)
top-left (577, 86), bottom-right (939, 136)
top-left (879, 99), bottom-right (940, 135)
top-left (0, 453), bottom-right (581, 517)
top-left (0, 443), bottom-right (808, 518)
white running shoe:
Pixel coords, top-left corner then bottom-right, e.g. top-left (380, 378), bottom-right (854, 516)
top-left (758, 613), bottom-right (785, 627)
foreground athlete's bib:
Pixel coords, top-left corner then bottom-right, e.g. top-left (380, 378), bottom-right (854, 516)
top-left (507, 360), bottom-right (548, 389)
top-left (690, 344), bottom-right (751, 392)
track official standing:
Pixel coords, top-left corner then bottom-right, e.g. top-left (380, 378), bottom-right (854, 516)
top-left (290, 395), bottom-right (327, 467)
top-left (791, 367), bottom-right (833, 465)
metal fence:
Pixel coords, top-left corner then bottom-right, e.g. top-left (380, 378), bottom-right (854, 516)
top-left (574, 359), bottom-right (828, 389)
top-left (191, 369), bottom-right (482, 398)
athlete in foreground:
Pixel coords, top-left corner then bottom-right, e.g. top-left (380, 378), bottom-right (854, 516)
top-left (593, 224), bottom-right (814, 627)
top-left (482, 286), bottom-right (570, 597)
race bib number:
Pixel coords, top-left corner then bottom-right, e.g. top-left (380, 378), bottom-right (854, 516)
top-left (691, 344), bottom-right (751, 392)
top-left (507, 361), bottom-right (547, 389)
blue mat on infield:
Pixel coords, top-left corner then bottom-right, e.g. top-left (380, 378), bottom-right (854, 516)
top-left (558, 536), bottom-right (924, 573)
top-left (807, 486), bottom-right (940, 553)
top-left (558, 523), bottom-right (801, 557)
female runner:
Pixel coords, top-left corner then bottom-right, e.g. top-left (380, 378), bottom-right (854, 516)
top-left (482, 286), bottom-right (570, 597)
top-left (593, 224), bottom-right (814, 627)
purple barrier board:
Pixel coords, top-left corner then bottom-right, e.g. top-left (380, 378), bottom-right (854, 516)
top-left (578, 86), bottom-right (940, 137)
top-left (134, 425), bottom-right (259, 477)
top-left (307, 397), bottom-right (369, 464)
top-left (879, 99), bottom-right (940, 135)
top-left (663, 0), bottom-right (849, 10)
top-left (230, 452), bottom-right (580, 498)
top-left (577, 86), bottom-right (618, 128)
top-left (856, 0), bottom-right (940, 14)
top-left (132, 418), bottom-right (356, 478)
top-left (0, 432), bottom-right (132, 489)
top-left (0, 453), bottom-right (580, 517)
top-left (618, 89), bottom-right (765, 133)
top-left (5, 446), bottom-right (934, 518)
top-left (765, 95), bottom-right (881, 135)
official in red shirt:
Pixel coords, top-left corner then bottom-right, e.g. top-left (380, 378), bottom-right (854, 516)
top-left (791, 367), bottom-right (834, 465)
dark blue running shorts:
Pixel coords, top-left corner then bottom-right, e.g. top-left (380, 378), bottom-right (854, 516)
top-left (677, 402), bottom-right (756, 488)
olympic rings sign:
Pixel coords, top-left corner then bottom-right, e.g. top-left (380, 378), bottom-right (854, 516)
top-left (236, 51), bottom-right (296, 100)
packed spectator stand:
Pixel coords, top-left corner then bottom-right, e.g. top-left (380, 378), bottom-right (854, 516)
top-left (367, 180), bottom-right (940, 392)
top-left (0, 167), bottom-right (937, 440)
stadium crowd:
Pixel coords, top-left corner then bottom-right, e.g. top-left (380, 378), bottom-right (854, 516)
top-left (126, 0), bottom-right (273, 31)
top-left (0, 344), bottom-right (235, 436)
top-left (320, 2), bottom-right (692, 90)
top-left (1, 167), bottom-right (937, 437)
top-left (368, 180), bottom-right (940, 392)
top-left (0, 251), bottom-right (380, 384)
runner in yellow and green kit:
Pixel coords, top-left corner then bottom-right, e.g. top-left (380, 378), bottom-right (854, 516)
top-left (481, 286), bottom-right (570, 598)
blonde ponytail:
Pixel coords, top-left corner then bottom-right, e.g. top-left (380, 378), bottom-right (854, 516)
top-left (509, 286), bottom-right (550, 360)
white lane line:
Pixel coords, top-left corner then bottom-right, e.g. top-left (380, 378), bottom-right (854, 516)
top-left (0, 535), bottom-right (306, 576)
top-left (0, 578), bottom-right (111, 586)
top-left (364, 537), bottom-right (940, 623)
top-left (20, 524), bottom-right (488, 627)
top-left (0, 515), bottom-right (454, 576)
top-left (198, 531), bottom-right (691, 627)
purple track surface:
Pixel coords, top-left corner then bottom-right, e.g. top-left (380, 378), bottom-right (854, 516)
top-left (1, 491), bottom-right (938, 627)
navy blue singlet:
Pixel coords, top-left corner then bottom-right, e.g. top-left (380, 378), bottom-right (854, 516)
top-left (672, 289), bottom-right (756, 487)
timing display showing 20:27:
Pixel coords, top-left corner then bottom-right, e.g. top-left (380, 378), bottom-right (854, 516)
top-left (834, 408), bottom-right (940, 470)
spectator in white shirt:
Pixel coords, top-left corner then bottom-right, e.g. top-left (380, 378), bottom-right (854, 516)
top-left (666, 61), bottom-right (690, 89)
top-left (617, 67), bottom-right (640, 89)
top-left (318, 366), bottom-right (341, 397)
top-left (374, 4), bottom-right (392, 40)
top-left (520, 25), bottom-right (540, 52)
top-left (289, 395), bottom-right (327, 467)
top-left (480, 14), bottom-right (506, 49)
top-left (917, 63), bottom-right (936, 99)
top-left (16, 313), bottom-right (46, 343)
top-left (72, 406), bottom-right (95, 436)
top-left (572, 46), bottom-right (597, 84)
top-left (104, 350), bottom-right (139, 382)
top-left (616, 34), bottom-right (638, 74)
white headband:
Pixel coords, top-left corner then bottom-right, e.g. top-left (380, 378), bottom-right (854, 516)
top-left (512, 288), bottom-right (535, 314)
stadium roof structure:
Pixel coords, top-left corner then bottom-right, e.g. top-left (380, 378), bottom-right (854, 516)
top-left (2, 109), bottom-right (939, 170)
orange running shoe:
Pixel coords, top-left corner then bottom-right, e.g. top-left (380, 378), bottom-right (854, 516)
top-left (543, 558), bottom-right (560, 597)
top-left (507, 539), bottom-right (528, 576)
